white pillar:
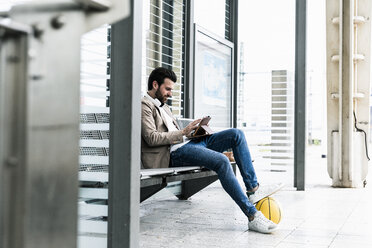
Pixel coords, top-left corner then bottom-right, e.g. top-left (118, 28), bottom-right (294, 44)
top-left (326, 0), bottom-right (371, 187)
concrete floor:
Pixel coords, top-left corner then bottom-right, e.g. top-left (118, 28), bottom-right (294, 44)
top-left (140, 146), bottom-right (372, 247)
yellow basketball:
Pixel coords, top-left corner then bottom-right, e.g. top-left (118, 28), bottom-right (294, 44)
top-left (255, 197), bottom-right (282, 224)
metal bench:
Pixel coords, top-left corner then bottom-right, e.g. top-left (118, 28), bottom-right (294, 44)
top-left (78, 108), bottom-right (236, 245)
top-left (79, 109), bottom-right (235, 203)
top-left (80, 166), bottom-right (227, 202)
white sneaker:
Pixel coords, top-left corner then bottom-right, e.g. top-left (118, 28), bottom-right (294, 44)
top-left (248, 183), bottom-right (284, 204)
top-left (248, 211), bottom-right (278, 234)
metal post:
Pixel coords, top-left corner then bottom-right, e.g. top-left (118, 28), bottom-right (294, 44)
top-left (185, 0), bottom-right (195, 118)
top-left (10, 8), bottom-right (85, 247)
top-left (326, 0), bottom-right (371, 188)
top-left (1, 1), bottom-right (130, 248)
top-left (341, 0), bottom-right (354, 186)
top-left (294, 0), bottom-right (306, 190)
top-left (0, 20), bottom-right (30, 248)
top-left (108, 0), bottom-right (142, 247)
top-left (230, 0), bottom-right (239, 128)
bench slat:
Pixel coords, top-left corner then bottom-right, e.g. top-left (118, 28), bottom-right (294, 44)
top-left (140, 168), bottom-right (174, 177)
top-left (80, 123), bottom-right (109, 131)
top-left (79, 188), bottom-right (108, 199)
top-left (140, 166), bottom-right (202, 178)
top-left (80, 140), bottom-right (109, 147)
top-left (172, 166), bottom-right (203, 173)
top-left (79, 204), bottom-right (108, 216)
top-left (79, 166), bottom-right (207, 184)
top-left (78, 235), bottom-right (107, 248)
top-left (80, 106), bottom-right (109, 114)
top-left (79, 220), bottom-right (107, 234)
top-left (79, 172), bottom-right (109, 182)
top-left (80, 156), bottom-right (109, 165)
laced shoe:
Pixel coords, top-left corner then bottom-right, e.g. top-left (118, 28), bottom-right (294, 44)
top-left (248, 211), bottom-right (278, 234)
top-left (248, 183), bottom-right (284, 204)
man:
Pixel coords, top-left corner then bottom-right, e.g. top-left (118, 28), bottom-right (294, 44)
top-left (141, 67), bottom-right (283, 234)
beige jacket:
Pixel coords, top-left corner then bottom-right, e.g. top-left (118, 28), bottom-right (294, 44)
top-left (141, 96), bottom-right (184, 169)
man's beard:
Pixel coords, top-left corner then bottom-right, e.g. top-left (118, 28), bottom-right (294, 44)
top-left (155, 89), bottom-right (167, 103)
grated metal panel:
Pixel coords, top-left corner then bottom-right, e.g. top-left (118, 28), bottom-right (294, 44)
top-left (80, 147), bottom-right (107, 156)
top-left (100, 130), bottom-right (110, 139)
top-left (80, 130), bottom-right (109, 140)
top-left (95, 113), bottom-right (110, 123)
top-left (80, 113), bottom-right (96, 123)
top-left (80, 113), bottom-right (110, 123)
top-left (80, 164), bottom-right (109, 172)
top-left (81, 130), bottom-right (101, 140)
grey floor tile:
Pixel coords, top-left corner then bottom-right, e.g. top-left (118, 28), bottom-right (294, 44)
top-left (329, 234), bottom-right (372, 248)
top-left (282, 231), bottom-right (335, 246)
top-left (275, 241), bottom-right (329, 248)
top-left (139, 146), bottom-right (372, 248)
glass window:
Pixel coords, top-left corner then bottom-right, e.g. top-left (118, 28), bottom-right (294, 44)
top-left (238, 0), bottom-right (296, 179)
top-left (194, 26), bottom-right (233, 129)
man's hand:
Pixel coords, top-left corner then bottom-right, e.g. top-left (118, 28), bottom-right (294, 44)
top-left (182, 119), bottom-right (201, 136)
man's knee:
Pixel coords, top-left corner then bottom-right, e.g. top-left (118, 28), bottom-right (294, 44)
top-left (214, 154), bottom-right (233, 172)
top-left (228, 128), bottom-right (245, 141)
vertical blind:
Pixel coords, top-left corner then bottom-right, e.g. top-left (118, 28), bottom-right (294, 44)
top-left (142, 0), bottom-right (185, 117)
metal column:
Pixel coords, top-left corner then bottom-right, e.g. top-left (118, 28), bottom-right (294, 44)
top-left (294, 0), bottom-right (307, 190)
top-left (0, 20), bottom-right (30, 248)
top-left (185, 0), bottom-right (195, 118)
top-left (0, 1), bottom-right (129, 248)
top-left (109, 0), bottom-right (142, 247)
top-left (229, 0), bottom-right (239, 128)
top-left (326, 0), bottom-right (371, 188)
top-left (10, 7), bottom-right (85, 247)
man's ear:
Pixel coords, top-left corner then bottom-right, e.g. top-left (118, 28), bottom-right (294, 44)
top-left (152, 80), bottom-right (159, 90)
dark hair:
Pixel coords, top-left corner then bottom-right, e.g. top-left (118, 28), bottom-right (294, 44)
top-left (147, 67), bottom-right (177, 90)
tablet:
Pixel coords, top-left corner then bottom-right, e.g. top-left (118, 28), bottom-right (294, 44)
top-left (199, 116), bottom-right (211, 126)
top-left (189, 116), bottom-right (213, 138)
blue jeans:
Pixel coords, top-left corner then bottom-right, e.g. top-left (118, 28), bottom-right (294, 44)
top-left (170, 128), bottom-right (258, 217)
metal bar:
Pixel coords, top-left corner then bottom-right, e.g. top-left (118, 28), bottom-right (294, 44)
top-left (0, 1), bottom-right (129, 248)
top-left (166, 170), bottom-right (217, 183)
top-left (0, 25), bottom-right (28, 248)
top-left (184, 0), bottom-right (194, 118)
top-left (341, 0), bottom-right (354, 185)
top-left (10, 10), bottom-right (87, 248)
top-left (140, 183), bottom-right (167, 202)
top-left (10, 0), bottom-right (130, 33)
top-left (175, 175), bottom-right (219, 200)
top-left (230, 0), bottom-right (238, 128)
top-left (108, 0), bottom-right (142, 247)
top-left (294, 0), bottom-right (306, 190)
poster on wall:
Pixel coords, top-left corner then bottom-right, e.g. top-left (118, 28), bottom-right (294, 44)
top-left (202, 51), bottom-right (229, 107)
top-left (194, 25), bottom-right (233, 128)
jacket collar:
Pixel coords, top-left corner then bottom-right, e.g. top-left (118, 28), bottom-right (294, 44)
top-left (143, 93), bottom-right (180, 130)
top-left (145, 93), bottom-right (162, 107)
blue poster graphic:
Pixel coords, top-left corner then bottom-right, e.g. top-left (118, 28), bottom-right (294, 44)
top-left (202, 51), bottom-right (229, 107)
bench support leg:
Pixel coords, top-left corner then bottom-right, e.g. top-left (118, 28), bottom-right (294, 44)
top-left (176, 175), bottom-right (218, 200)
top-left (140, 183), bottom-right (167, 202)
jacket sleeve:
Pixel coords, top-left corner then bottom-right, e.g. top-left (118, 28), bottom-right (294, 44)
top-left (141, 101), bottom-right (184, 147)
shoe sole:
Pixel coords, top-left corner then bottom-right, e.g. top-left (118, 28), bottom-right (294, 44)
top-left (248, 225), bottom-right (278, 234)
